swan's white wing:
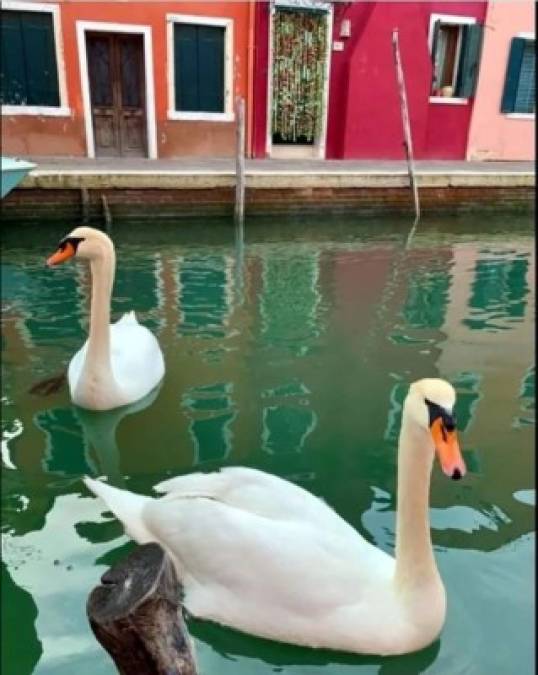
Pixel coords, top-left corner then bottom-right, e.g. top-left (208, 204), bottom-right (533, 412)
top-left (109, 313), bottom-right (164, 400)
top-left (154, 467), bottom-right (356, 537)
top-left (68, 312), bottom-right (164, 406)
top-left (143, 492), bottom-right (394, 647)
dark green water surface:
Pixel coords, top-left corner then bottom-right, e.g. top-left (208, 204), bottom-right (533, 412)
top-left (1, 215), bottom-right (534, 674)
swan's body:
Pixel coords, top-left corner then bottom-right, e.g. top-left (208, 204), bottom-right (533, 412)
top-left (47, 227), bottom-right (164, 410)
top-left (84, 379), bottom-right (466, 656)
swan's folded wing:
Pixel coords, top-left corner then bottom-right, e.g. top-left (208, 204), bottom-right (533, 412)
top-left (154, 467), bottom-right (361, 540)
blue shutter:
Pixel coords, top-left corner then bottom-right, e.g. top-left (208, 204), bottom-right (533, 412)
top-left (1, 11), bottom-right (28, 105)
top-left (175, 23), bottom-right (199, 111)
top-left (197, 26), bottom-right (225, 113)
top-left (501, 37), bottom-right (526, 113)
top-left (514, 40), bottom-right (535, 113)
top-left (456, 24), bottom-right (483, 98)
top-left (20, 11), bottom-right (60, 106)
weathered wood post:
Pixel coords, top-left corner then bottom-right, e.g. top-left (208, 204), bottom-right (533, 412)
top-left (87, 543), bottom-right (197, 675)
top-left (101, 194), bottom-right (112, 232)
top-left (392, 29), bottom-right (420, 230)
top-left (234, 96), bottom-right (246, 228)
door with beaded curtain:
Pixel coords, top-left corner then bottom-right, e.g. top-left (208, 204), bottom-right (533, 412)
top-left (270, 7), bottom-right (330, 158)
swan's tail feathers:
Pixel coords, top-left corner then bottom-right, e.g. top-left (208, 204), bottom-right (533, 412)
top-left (83, 477), bottom-right (154, 544)
top-left (118, 310), bottom-right (138, 326)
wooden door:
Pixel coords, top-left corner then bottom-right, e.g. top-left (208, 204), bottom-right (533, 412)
top-left (86, 33), bottom-right (147, 158)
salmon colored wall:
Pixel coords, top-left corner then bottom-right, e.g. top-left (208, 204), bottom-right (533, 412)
top-left (3, 1), bottom-right (250, 158)
top-left (1, 116), bottom-right (85, 156)
top-left (467, 0), bottom-right (535, 160)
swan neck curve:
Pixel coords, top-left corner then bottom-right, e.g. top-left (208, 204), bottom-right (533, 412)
top-left (394, 414), bottom-right (438, 589)
top-left (84, 246), bottom-right (116, 381)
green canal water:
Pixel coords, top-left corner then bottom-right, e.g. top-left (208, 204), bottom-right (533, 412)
top-left (1, 215), bottom-right (534, 675)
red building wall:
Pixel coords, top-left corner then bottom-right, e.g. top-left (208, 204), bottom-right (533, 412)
top-left (254, 1), bottom-right (487, 160)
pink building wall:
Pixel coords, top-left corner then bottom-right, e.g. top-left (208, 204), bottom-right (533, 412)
top-left (466, 0), bottom-right (535, 160)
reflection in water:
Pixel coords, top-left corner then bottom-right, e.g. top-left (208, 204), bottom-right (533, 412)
top-left (464, 255), bottom-right (529, 331)
top-left (1, 562), bottom-right (43, 675)
top-left (1, 216), bottom-right (534, 675)
top-left (182, 383), bottom-right (236, 464)
top-left (75, 385), bottom-right (161, 485)
top-left (178, 255), bottom-right (233, 338)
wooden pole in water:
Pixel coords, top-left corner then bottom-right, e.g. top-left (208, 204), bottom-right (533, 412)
top-left (392, 29), bottom-right (420, 227)
top-left (234, 97), bottom-right (246, 228)
top-left (87, 543), bottom-right (197, 675)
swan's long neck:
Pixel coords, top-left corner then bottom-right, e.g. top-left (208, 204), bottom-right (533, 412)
top-left (86, 250), bottom-right (115, 373)
top-left (394, 415), bottom-right (438, 590)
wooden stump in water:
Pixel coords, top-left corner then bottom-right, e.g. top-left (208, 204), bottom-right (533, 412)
top-left (87, 543), bottom-right (197, 675)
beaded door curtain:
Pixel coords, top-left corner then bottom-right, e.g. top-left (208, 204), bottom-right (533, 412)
top-left (271, 9), bottom-right (328, 145)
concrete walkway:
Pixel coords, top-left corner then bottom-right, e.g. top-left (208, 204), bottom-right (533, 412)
top-left (20, 156), bottom-right (535, 190)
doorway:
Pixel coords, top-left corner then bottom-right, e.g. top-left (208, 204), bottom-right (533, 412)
top-left (86, 32), bottom-right (146, 157)
top-left (268, 6), bottom-right (332, 159)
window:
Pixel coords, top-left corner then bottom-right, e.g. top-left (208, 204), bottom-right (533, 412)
top-left (429, 14), bottom-right (483, 101)
top-left (167, 14), bottom-right (233, 121)
top-left (1, 2), bottom-right (68, 114)
top-left (501, 37), bottom-right (535, 115)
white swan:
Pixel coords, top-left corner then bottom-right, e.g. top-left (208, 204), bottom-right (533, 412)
top-left (47, 227), bottom-right (164, 411)
top-left (84, 378), bottom-right (467, 655)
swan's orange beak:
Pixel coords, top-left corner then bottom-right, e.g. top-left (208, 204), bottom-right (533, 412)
top-left (431, 418), bottom-right (466, 480)
top-left (47, 241), bottom-right (76, 267)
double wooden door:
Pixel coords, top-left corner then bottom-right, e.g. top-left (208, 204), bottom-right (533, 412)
top-left (86, 32), bottom-right (147, 157)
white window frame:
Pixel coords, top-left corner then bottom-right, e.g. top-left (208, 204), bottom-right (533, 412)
top-left (504, 32), bottom-right (535, 120)
top-left (1, 1), bottom-right (70, 116)
top-left (76, 20), bottom-right (158, 159)
top-left (428, 13), bottom-right (476, 105)
top-left (167, 14), bottom-right (234, 122)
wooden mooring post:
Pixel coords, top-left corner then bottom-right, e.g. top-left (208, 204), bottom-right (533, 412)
top-left (234, 97), bottom-right (246, 228)
top-left (101, 194), bottom-right (112, 232)
top-left (87, 543), bottom-right (197, 675)
top-left (392, 29), bottom-right (420, 229)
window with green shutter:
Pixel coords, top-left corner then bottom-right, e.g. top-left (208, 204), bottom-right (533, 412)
top-left (501, 38), bottom-right (535, 114)
top-left (1, 9), bottom-right (60, 107)
top-left (430, 16), bottom-right (483, 99)
top-left (173, 23), bottom-right (225, 113)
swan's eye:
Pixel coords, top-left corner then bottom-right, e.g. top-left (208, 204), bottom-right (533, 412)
top-left (425, 398), bottom-right (456, 430)
top-left (58, 236), bottom-right (85, 253)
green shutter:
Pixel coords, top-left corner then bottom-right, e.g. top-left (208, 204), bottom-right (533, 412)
top-left (175, 23), bottom-right (199, 111)
top-left (197, 26), bottom-right (225, 113)
top-left (430, 19), bottom-right (442, 90)
top-left (0, 10), bottom-right (59, 107)
top-left (514, 40), bottom-right (535, 113)
top-left (174, 23), bottom-right (224, 113)
top-left (501, 37), bottom-right (526, 113)
top-left (21, 11), bottom-right (60, 106)
top-left (456, 23), bottom-right (483, 98)
top-left (1, 12), bottom-right (28, 105)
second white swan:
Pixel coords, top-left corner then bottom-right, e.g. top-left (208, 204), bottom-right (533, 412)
top-left (47, 226), bottom-right (165, 411)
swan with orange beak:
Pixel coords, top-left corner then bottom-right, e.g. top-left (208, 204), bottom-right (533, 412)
top-left (47, 226), bottom-right (165, 411)
top-left (84, 378), bottom-right (468, 656)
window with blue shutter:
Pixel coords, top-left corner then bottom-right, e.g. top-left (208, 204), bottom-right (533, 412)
top-left (501, 38), bottom-right (535, 114)
top-left (1, 9), bottom-right (60, 107)
top-left (174, 23), bottom-right (225, 113)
